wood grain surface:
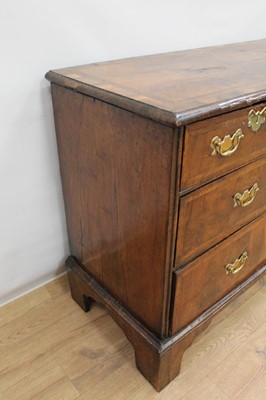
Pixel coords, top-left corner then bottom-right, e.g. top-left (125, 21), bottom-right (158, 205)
top-left (51, 87), bottom-right (84, 259)
top-left (1, 275), bottom-right (266, 399)
top-left (181, 103), bottom-right (266, 192)
top-left (66, 256), bottom-right (266, 391)
top-left (46, 40), bottom-right (266, 126)
top-left (176, 158), bottom-right (266, 266)
top-left (51, 84), bottom-right (178, 337)
top-left (172, 214), bottom-right (266, 333)
top-left (46, 40), bottom-right (266, 393)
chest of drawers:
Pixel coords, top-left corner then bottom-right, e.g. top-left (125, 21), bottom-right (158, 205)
top-left (46, 39), bottom-right (266, 391)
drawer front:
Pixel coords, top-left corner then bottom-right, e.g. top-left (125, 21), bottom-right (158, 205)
top-left (171, 214), bottom-right (266, 334)
top-left (176, 157), bottom-right (266, 266)
top-left (181, 104), bottom-right (266, 192)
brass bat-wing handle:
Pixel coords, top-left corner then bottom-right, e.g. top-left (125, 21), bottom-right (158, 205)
top-left (211, 129), bottom-right (244, 156)
top-left (248, 108), bottom-right (266, 132)
top-left (225, 252), bottom-right (248, 275)
top-left (233, 183), bottom-right (259, 208)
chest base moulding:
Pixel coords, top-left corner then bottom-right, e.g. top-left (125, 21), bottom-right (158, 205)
top-left (46, 39), bottom-right (266, 391)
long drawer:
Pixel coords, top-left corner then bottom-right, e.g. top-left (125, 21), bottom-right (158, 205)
top-left (181, 104), bottom-right (266, 192)
top-left (176, 157), bottom-right (266, 266)
top-left (171, 214), bottom-right (266, 334)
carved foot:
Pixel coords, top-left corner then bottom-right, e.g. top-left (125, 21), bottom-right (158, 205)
top-left (67, 265), bottom-right (93, 312)
top-left (134, 319), bottom-right (211, 391)
top-left (66, 256), bottom-right (213, 391)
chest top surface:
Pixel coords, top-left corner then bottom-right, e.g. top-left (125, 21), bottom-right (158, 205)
top-left (46, 39), bottom-right (266, 126)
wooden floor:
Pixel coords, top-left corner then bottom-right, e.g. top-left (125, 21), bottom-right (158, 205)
top-left (0, 275), bottom-right (266, 400)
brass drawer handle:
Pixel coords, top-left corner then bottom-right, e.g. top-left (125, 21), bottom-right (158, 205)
top-left (225, 251), bottom-right (248, 275)
top-left (211, 129), bottom-right (244, 156)
top-left (233, 182), bottom-right (259, 208)
top-left (248, 108), bottom-right (266, 132)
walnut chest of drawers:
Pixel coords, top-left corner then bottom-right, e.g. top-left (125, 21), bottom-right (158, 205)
top-left (46, 39), bottom-right (266, 391)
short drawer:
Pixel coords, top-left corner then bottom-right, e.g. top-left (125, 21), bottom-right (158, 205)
top-left (176, 157), bottom-right (266, 266)
top-left (181, 104), bottom-right (266, 192)
top-left (171, 214), bottom-right (266, 334)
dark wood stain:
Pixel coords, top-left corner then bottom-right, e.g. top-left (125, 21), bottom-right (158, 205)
top-left (67, 255), bottom-right (266, 391)
top-left (176, 158), bottom-right (266, 266)
top-left (46, 40), bottom-right (266, 391)
top-left (46, 40), bottom-right (266, 126)
top-left (51, 86), bottom-right (83, 259)
top-left (172, 214), bottom-right (266, 333)
top-left (51, 84), bottom-right (176, 337)
top-left (181, 103), bottom-right (266, 192)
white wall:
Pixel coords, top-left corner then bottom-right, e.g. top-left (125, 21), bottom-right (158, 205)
top-left (1, 0), bottom-right (265, 305)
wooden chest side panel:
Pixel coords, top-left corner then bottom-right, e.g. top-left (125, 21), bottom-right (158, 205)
top-left (51, 85), bottom-right (84, 259)
top-left (51, 84), bottom-right (176, 336)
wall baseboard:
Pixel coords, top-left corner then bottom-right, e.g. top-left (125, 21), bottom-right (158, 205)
top-left (0, 270), bottom-right (67, 307)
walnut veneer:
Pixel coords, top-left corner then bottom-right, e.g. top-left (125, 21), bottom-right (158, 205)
top-left (46, 39), bottom-right (266, 391)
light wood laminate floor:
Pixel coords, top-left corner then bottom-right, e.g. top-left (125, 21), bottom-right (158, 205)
top-left (0, 274), bottom-right (266, 400)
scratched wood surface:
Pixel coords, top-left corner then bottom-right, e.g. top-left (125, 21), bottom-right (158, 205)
top-left (176, 158), bottom-right (266, 266)
top-left (51, 84), bottom-right (177, 337)
top-left (172, 214), bottom-right (266, 333)
top-left (46, 40), bottom-right (266, 126)
top-left (0, 275), bottom-right (265, 400)
top-left (180, 103), bottom-right (266, 192)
